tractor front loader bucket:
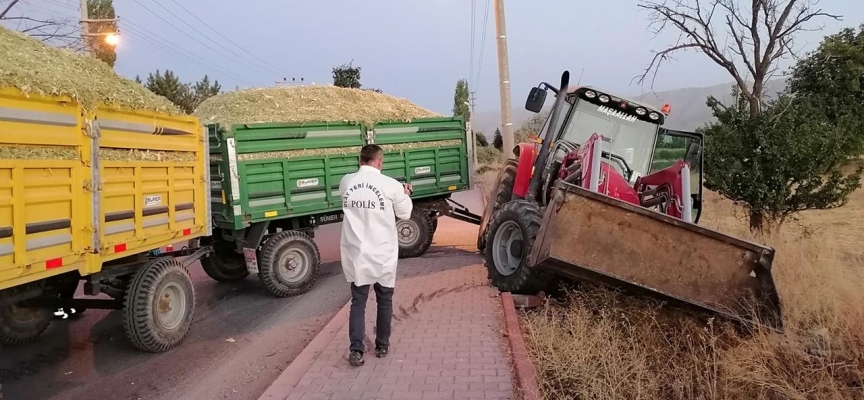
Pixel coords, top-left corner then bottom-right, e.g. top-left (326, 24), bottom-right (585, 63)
top-left (529, 181), bottom-right (783, 330)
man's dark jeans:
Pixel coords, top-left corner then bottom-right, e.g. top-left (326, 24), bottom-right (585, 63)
top-left (349, 282), bottom-right (394, 354)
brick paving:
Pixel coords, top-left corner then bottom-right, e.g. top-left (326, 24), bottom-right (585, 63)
top-left (268, 190), bottom-right (514, 400)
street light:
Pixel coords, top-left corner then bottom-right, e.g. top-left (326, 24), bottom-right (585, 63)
top-left (104, 33), bottom-right (119, 46)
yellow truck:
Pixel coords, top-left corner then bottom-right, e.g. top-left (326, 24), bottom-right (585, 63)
top-left (0, 88), bottom-right (211, 352)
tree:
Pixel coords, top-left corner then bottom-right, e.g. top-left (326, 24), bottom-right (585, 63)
top-left (191, 75), bottom-right (221, 108)
top-left (0, 0), bottom-right (81, 49)
top-left (87, 0), bottom-right (117, 67)
top-left (702, 85), bottom-right (862, 231)
top-left (786, 24), bottom-right (864, 155)
top-left (143, 70), bottom-right (221, 114)
top-left (514, 112), bottom-right (549, 143)
top-left (475, 131), bottom-right (489, 147)
top-left (636, 0), bottom-right (840, 119)
top-left (453, 79), bottom-right (470, 123)
top-left (492, 128), bottom-right (503, 151)
top-left (332, 61), bottom-right (362, 89)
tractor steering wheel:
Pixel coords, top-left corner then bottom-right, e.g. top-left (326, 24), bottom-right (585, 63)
top-left (602, 151), bottom-right (633, 181)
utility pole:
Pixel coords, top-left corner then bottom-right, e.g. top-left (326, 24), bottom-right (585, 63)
top-left (79, 0), bottom-right (89, 56)
top-left (79, 0), bottom-right (119, 56)
top-left (493, 0), bottom-right (514, 159)
top-left (468, 91), bottom-right (478, 179)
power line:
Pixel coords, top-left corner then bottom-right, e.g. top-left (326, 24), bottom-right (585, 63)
top-left (122, 23), bottom-right (248, 83)
top-left (27, 0), bottom-right (251, 85)
top-left (469, 0), bottom-right (476, 90)
top-left (127, 0), bottom-right (272, 79)
top-left (145, 0), bottom-right (279, 77)
top-left (166, 0), bottom-right (285, 77)
top-left (476, 0), bottom-right (491, 85)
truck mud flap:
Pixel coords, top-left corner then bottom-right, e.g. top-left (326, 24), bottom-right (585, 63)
top-left (529, 182), bottom-right (783, 330)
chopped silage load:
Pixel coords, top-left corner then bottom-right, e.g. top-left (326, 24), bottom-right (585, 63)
top-left (0, 26), bottom-right (187, 161)
top-left (194, 85), bottom-right (441, 128)
top-left (195, 86), bottom-right (453, 160)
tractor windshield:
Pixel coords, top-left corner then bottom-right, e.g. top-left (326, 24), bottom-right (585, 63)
top-left (557, 99), bottom-right (660, 179)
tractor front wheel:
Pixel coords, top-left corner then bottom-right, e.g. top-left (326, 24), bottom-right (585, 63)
top-left (478, 159), bottom-right (517, 252)
top-left (484, 200), bottom-right (551, 294)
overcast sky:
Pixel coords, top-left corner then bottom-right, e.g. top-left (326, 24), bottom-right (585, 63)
top-left (5, 0), bottom-right (863, 114)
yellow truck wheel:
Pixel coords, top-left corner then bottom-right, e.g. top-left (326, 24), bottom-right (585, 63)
top-left (123, 258), bottom-right (196, 353)
top-left (0, 296), bottom-right (53, 346)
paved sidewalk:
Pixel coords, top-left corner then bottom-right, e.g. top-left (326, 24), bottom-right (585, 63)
top-left (261, 190), bottom-right (514, 400)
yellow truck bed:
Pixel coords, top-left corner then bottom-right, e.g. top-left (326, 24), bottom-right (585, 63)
top-left (0, 88), bottom-right (211, 291)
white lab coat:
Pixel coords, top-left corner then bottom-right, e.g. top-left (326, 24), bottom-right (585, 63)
top-left (339, 165), bottom-right (413, 288)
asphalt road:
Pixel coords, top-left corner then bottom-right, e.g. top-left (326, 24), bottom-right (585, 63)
top-left (0, 224), bottom-right (351, 400)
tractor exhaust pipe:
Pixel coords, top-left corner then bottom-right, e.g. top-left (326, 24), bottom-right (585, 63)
top-left (526, 70), bottom-right (570, 203)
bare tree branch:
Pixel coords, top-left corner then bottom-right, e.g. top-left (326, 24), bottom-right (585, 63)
top-left (636, 0), bottom-right (841, 117)
top-left (0, 0), bottom-right (82, 48)
top-left (0, 0), bottom-right (21, 19)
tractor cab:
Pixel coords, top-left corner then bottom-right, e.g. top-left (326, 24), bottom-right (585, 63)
top-left (523, 83), bottom-right (705, 223)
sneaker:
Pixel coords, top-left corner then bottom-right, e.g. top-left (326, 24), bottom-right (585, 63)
top-left (375, 346), bottom-right (389, 358)
top-left (348, 351), bottom-right (365, 367)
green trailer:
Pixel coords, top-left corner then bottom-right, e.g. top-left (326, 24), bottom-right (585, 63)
top-left (202, 116), bottom-right (479, 297)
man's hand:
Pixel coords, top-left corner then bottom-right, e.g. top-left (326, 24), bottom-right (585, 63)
top-left (403, 183), bottom-right (413, 195)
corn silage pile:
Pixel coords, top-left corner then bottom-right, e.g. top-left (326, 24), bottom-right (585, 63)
top-left (0, 26), bottom-right (192, 162)
top-left (195, 86), bottom-right (459, 161)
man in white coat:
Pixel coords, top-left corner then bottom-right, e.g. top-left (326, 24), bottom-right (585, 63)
top-left (339, 144), bottom-right (413, 367)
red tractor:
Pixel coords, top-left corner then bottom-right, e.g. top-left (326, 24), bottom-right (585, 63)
top-left (478, 71), bottom-right (783, 329)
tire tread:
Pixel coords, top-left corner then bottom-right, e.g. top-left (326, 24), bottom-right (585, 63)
top-left (258, 231), bottom-right (320, 298)
top-left (123, 258), bottom-right (195, 353)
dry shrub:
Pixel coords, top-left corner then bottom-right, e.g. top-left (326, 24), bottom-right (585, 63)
top-left (194, 85), bottom-right (440, 129)
top-left (522, 182), bottom-right (864, 400)
top-left (0, 26), bottom-right (179, 114)
top-left (477, 146), bottom-right (503, 166)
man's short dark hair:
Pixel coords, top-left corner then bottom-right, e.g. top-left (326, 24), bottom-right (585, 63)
top-left (360, 144), bottom-right (383, 164)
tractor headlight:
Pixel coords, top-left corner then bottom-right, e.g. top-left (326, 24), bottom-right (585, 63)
top-left (598, 94), bottom-right (610, 103)
top-left (649, 112), bottom-right (660, 120)
top-left (584, 90), bottom-right (597, 99)
top-left (635, 107), bottom-right (647, 116)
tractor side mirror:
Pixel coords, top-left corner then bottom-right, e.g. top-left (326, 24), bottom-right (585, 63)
top-left (684, 142), bottom-right (701, 165)
top-left (525, 87), bottom-right (547, 113)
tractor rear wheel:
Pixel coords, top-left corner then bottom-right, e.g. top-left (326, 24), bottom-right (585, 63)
top-left (484, 200), bottom-right (551, 294)
top-left (477, 159), bottom-right (517, 252)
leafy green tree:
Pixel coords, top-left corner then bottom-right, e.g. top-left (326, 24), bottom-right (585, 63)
top-left (702, 84), bottom-right (862, 232)
top-left (143, 70), bottom-right (220, 114)
top-left (332, 61), bottom-right (362, 89)
top-left (88, 0), bottom-right (117, 67)
top-left (453, 79), bottom-right (470, 123)
top-left (191, 74), bottom-right (221, 108)
top-left (514, 112), bottom-right (548, 144)
top-left (787, 24), bottom-right (864, 156)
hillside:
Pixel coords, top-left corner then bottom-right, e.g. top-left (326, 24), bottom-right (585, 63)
top-left (471, 79), bottom-right (787, 134)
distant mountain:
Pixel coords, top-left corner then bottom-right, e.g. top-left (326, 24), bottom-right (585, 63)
top-left (470, 79), bottom-right (787, 134)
